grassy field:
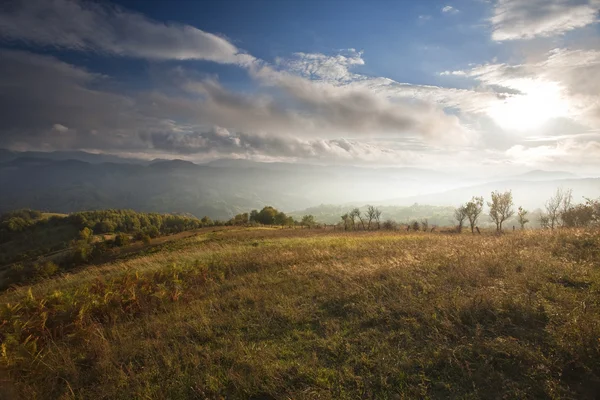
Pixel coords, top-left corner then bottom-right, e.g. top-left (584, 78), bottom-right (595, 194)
top-left (1, 227), bottom-right (600, 399)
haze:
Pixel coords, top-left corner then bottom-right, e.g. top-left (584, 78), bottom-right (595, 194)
top-left (1, 0), bottom-right (600, 218)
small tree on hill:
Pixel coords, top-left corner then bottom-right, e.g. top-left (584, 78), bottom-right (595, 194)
top-left (517, 207), bottom-right (529, 230)
top-left (301, 215), bottom-right (316, 229)
top-left (374, 208), bottom-right (382, 229)
top-left (351, 208), bottom-right (365, 230)
top-left (545, 188), bottom-right (572, 230)
top-left (488, 190), bottom-right (514, 232)
top-left (366, 205), bottom-right (377, 230)
top-left (411, 221), bottom-right (420, 232)
top-left (454, 205), bottom-right (467, 233)
top-left (341, 213), bottom-right (350, 231)
top-left (464, 196), bottom-right (484, 234)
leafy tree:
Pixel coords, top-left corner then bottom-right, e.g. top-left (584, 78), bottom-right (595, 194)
top-left (301, 215), bottom-right (316, 229)
top-left (341, 213), bottom-right (351, 231)
top-left (79, 227), bottom-right (93, 242)
top-left (257, 206), bottom-right (278, 225)
top-left (114, 233), bottom-right (130, 247)
top-left (274, 212), bottom-right (289, 227)
top-left (561, 202), bottom-right (595, 227)
top-left (231, 213), bottom-right (249, 226)
top-left (488, 190), bottom-right (514, 232)
top-left (517, 207), bottom-right (529, 230)
top-left (201, 216), bottom-right (213, 226)
top-left (464, 196), bottom-right (484, 234)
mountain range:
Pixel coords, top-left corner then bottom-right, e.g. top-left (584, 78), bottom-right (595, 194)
top-left (1, 149), bottom-right (598, 220)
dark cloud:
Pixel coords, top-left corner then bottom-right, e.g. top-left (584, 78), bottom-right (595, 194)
top-left (0, 0), bottom-right (253, 64)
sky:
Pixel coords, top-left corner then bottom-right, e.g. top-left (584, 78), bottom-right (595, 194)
top-left (0, 0), bottom-right (599, 175)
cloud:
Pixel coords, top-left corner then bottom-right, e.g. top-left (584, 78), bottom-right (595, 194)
top-left (505, 136), bottom-right (600, 171)
top-left (146, 126), bottom-right (412, 162)
top-left (52, 124), bottom-right (69, 133)
top-left (0, 49), bottom-right (470, 164)
top-left (491, 0), bottom-right (600, 41)
top-left (448, 48), bottom-right (600, 128)
top-left (442, 5), bottom-right (459, 13)
top-left (0, 0), bottom-right (254, 64)
top-left (248, 62), bottom-right (468, 142)
top-left (275, 49), bottom-right (365, 83)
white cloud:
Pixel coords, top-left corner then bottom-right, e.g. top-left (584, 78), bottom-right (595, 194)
top-left (275, 49), bottom-right (365, 83)
top-left (491, 0), bottom-right (600, 41)
top-left (52, 124), bottom-right (69, 132)
top-left (442, 5), bottom-right (459, 13)
top-left (0, 0), bottom-right (254, 65)
top-left (448, 48), bottom-right (600, 129)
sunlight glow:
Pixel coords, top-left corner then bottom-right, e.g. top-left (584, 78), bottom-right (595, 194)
top-left (487, 80), bottom-right (570, 131)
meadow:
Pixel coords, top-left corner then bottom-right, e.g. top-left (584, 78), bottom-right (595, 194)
top-left (1, 227), bottom-right (600, 399)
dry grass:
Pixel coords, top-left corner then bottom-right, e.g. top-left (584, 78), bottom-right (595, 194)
top-left (1, 228), bottom-right (600, 399)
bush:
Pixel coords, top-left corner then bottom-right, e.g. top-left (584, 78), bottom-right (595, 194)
top-left (34, 261), bottom-right (59, 278)
top-left (114, 233), bottom-right (130, 247)
top-left (382, 220), bottom-right (397, 230)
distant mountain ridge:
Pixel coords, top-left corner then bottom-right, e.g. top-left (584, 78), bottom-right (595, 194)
top-left (1, 149), bottom-right (598, 219)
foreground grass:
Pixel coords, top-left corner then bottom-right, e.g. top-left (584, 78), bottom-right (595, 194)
top-left (1, 228), bottom-right (600, 399)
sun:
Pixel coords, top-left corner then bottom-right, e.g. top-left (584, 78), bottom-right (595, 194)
top-left (487, 80), bottom-right (570, 131)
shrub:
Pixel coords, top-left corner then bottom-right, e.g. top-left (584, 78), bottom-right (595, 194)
top-left (114, 233), bottom-right (130, 247)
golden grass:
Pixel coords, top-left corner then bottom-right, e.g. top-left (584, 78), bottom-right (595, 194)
top-left (1, 228), bottom-right (600, 399)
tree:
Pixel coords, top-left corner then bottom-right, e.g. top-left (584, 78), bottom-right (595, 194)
top-left (539, 213), bottom-right (550, 229)
top-left (454, 205), bottom-right (467, 233)
top-left (366, 205), bottom-right (378, 230)
top-left (517, 206), bottom-right (529, 230)
top-left (257, 207), bottom-right (278, 225)
top-left (488, 190), bottom-right (514, 232)
top-left (249, 210), bottom-right (259, 223)
top-left (545, 188), bottom-right (571, 230)
top-left (411, 221), bottom-right (420, 232)
top-left (114, 233), bottom-right (130, 247)
top-left (562, 202), bottom-right (596, 228)
top-left (341, 213), bottom-right (351, 231)
top-left (301, 215), bottom-right (316, 229)
top-left (78, 227), bottom-right (93, 242)
top-left (274, 212), bottom-right (288, 227)
top-left (420, 219), bottom-right (429, 232)
top-left (374, 208), bottom-right (382, 229)
top-left (464, 196), bottom-right (484, 234)
top-left (201, 216), bottom-right (213, 226)
top-left (350, 208), bottom-right (364, 230)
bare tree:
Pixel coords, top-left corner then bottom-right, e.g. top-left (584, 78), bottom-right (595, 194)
top-left (539, 213), bottom-right (550, 229)
top-left (464, 196), bottom-right (484, 234)
top-left (352, 208), bottom-right (365, 230)
top-left (421, 219), bottom-right (429, 232)
top-left (560, 188), bottom-right (573, 226)
top-left (341, 213), bottom-right (350, 231)
top-left (488, 190), bottom-right (514, 232)
top-left (454, 205), bottom-right (467, 233)
top-left (366, 205), bottom-right (377, 230)
top-left (374, 208), bottom-right (382, 229)
top-left (517, 206), bottom-right (529, 230)
top-left (349, 208), bottom-right (359, 230)
top-left (545, 188), bottom-right (571, 230)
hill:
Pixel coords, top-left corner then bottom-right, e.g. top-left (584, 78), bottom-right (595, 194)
top-left (1, 227), bottom-right (599, 399)
top-left (1, 150), bottom-right (598, 220)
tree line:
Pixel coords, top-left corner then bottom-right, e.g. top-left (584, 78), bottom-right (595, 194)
top-left (452, 188), bottom-right (600, 233)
